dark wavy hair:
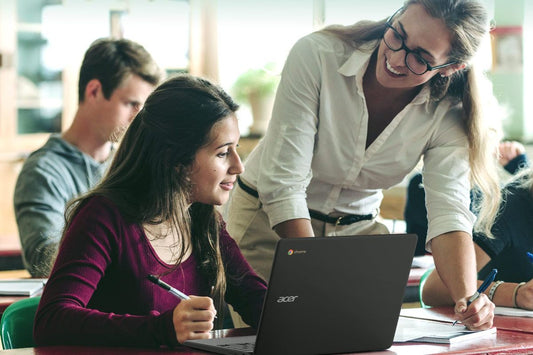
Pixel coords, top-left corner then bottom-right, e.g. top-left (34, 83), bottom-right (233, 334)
top-left (64, 74), bottom-right (239, 327)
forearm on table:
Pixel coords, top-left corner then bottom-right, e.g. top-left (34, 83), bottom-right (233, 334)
top-left (428, 231), bottom-right (477, 303)
top-left (35, 302), bottom-right (177, 347)
top-left (488, 281), bottom-right (523, 308)
top-left (421, 269), bottom-right (454, 306)
top-left (23, 239), bottom-right (57, 277)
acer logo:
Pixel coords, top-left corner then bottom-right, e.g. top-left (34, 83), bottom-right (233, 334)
top-left (277, 296), bottom-right (299, 303)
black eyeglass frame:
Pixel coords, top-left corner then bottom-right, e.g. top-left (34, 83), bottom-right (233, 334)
top-left (383, 8), bottom-right (458, 75)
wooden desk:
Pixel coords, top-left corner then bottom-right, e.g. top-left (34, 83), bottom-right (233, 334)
top-left (0, 270), bottom-right (31, 280)
top-left (3, 313), bottom-right (533, 355)
top-left (0, 330), bottom-right (532, 354)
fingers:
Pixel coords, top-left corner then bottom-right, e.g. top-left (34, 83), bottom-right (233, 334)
top-left (172, 296), bottom-right (217, 343)
top-left (498, 141), bottom-right (525, 165)
top-left (454, 294), bottom-right (495, 330)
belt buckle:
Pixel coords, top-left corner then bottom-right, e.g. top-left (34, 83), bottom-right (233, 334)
top-left (335, 216), bottom-right (344, 226)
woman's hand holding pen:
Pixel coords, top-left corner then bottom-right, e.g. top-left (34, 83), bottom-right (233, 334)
top-left (453, 268), bottom-right (496, 329)
top-left (453, 294), bottom-right (494, 331)
top-left (172, 296), bottom-right (217, 343)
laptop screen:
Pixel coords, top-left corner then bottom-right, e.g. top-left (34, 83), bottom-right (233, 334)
top-left (185, 234), bottom-right (417, 355)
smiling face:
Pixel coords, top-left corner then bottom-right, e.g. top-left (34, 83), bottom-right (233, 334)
top-left (375, 4), bottom-right (458, 89)
top-left (188, 115), bottom-right (244, 206)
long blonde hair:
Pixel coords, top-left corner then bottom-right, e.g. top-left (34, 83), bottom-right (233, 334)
top-left (321, 0), bottom-right (502, 237)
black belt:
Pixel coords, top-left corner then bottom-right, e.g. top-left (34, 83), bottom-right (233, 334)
top-left (237, 176), bottom-right (374, 226)
top-left (309, 210), bottom-right (374, 226)
top-left (237, 176), bottom-right (259, 198)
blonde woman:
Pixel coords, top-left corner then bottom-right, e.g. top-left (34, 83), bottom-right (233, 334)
top-left (225, 0), bottom-right (501, 330)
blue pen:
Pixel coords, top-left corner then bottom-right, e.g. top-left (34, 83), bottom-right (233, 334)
top-left (527, 252), bottom-right (533, 263)
top-left (452, 268), bottom-right (498, 326)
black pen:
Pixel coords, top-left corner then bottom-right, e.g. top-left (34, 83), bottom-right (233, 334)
top-left (452, 268), bottom-right (498, 326)
top-left (148, 275), bottom-right (217, 318)
top-left (147, 274), bottom-right (190, 300)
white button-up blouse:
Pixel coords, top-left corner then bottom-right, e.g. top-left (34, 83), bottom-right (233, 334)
top-left (240, 31), bottom-right (475, 248)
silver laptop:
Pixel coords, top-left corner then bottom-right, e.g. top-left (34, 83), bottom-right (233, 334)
top-left (184, 234), bottom-right (417, 355)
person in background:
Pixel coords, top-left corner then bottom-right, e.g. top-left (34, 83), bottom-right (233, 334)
top-left (34, 74), bottom-right (267, 347)
top-left (405, 141), bottom-right (529, 256)
top-left (423, 165), bottom-right (533, 310)
top-left (224, 0), bottom-right (502, 330)
top-left (14, 37), bottom-right (162, 277)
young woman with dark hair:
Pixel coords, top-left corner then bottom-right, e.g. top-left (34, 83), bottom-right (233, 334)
top-left (34, 74), bottom-right (267, 348)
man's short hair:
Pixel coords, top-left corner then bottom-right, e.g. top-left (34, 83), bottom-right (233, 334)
top-left (78, 38), bottom-right (162, 103)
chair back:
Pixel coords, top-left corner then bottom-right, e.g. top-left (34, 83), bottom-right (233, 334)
top-left (419, 268), bottom-right (434, 308)
top-left (0, 296), bottom-right (41, 349)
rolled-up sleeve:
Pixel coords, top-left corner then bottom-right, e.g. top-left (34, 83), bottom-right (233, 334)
top-left (257, 36), bottom-right (322, 228)
top-left (423, 106), bottom-right (476, 251)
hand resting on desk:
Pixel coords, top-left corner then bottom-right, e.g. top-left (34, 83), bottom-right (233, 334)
top-left (173, 296), bottom-right (217, 344)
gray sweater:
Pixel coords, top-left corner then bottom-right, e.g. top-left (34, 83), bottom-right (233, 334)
top-left (14, 134), bottom-right (110, 277)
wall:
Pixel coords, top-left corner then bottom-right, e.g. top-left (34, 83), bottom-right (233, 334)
top-left (488, 0), bottom-right (525, 141)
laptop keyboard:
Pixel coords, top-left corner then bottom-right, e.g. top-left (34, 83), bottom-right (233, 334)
top-left (219, 341), bottom-right (255, 353)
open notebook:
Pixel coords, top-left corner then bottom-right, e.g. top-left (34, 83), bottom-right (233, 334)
top-left (394, 316), bottom-right (496, 344)
top-left (0, 279), bottom-right (46, 296)
top-left (184, 234), bottom-right (417, 355)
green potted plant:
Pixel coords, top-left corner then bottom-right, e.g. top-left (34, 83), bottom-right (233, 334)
top-left (232, 63), bottom-right (280, 136)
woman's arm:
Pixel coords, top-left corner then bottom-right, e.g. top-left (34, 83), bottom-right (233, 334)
top-left (273, 218), bottom-right (314, 238)
top-left (256, 35), bottom-right (323, 231)
top-left (475, 240), bottom-right (533, 310)
top-left (425, 236), bottom-right (533, 311)
top-left (34, 198), bottom-right (180, 347)
top-left (426, 231), bottom-right (494, 330)
top-left (423, 239), bottom-right (492, 305)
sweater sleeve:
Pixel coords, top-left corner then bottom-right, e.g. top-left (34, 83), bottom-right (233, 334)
top-left (14, 160), bottom-right (72, 277)
top-left (220, 225), bottom-right (267, 328)
top-left (33, 197), bottom-right (180, 348)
